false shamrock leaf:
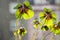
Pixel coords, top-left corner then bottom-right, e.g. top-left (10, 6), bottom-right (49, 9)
top-left (13, 27), bottom-right (27, 36)
top-left (51, 22), bottom-right (60, 35)
top-left (33, 19), bottom-right (40, 29)
top-left (39, 8), bottom-right (56, 20)
top-left (17, 27), bottom-right (27, 36)
top-left (39, 8), bottom-right (56, 31)
top-left (14, 1), bottom-right (34, 20)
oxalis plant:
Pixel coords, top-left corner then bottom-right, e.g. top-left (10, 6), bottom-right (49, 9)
top-left (13, 1), bottom-right (60, 40)
top-left (13, 1), bottom-right (34, 40)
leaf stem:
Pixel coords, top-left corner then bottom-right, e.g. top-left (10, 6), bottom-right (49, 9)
top-left (31, 26), bottom-right (38, 40)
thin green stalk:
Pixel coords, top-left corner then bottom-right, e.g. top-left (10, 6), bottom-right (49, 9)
top-left (16, 19), bottom-right (19, 29)
top-left (32, 26), bottom-right (38, 40)
top-left (15, 34), bottom-right (18, 40)
top-left (20, 35), bottom-right (22, 40)
top-left (15, 19), bottom-right (19, 40)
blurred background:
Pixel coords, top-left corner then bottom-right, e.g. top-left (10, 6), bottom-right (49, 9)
top-left (0, 0), bottom-right (60, 40)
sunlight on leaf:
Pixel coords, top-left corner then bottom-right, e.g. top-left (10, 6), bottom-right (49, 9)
top-left (22, 10), bottom-right (34, 20)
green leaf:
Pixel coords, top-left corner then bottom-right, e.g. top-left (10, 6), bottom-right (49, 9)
top-left (14, 4), bottom-right (22, 9)
top-left (23, 1), bottom-right (30, 7)
top-left (23, 1), bottom-right (32, 10)
top-left (39, 12), bottom-right (45, 20)
top-left (15, 10), bottom-right (22, 19)
top-left (51, 12), bottom-right (56, 19)
top-left (43, 8), bottom-right (48, 12)
top-left (22, 10), bottom-right (34, 20)
top-left (41, 25), bottom-right (49, 31)
top-left (43, 8), bottom-right (52, 13)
